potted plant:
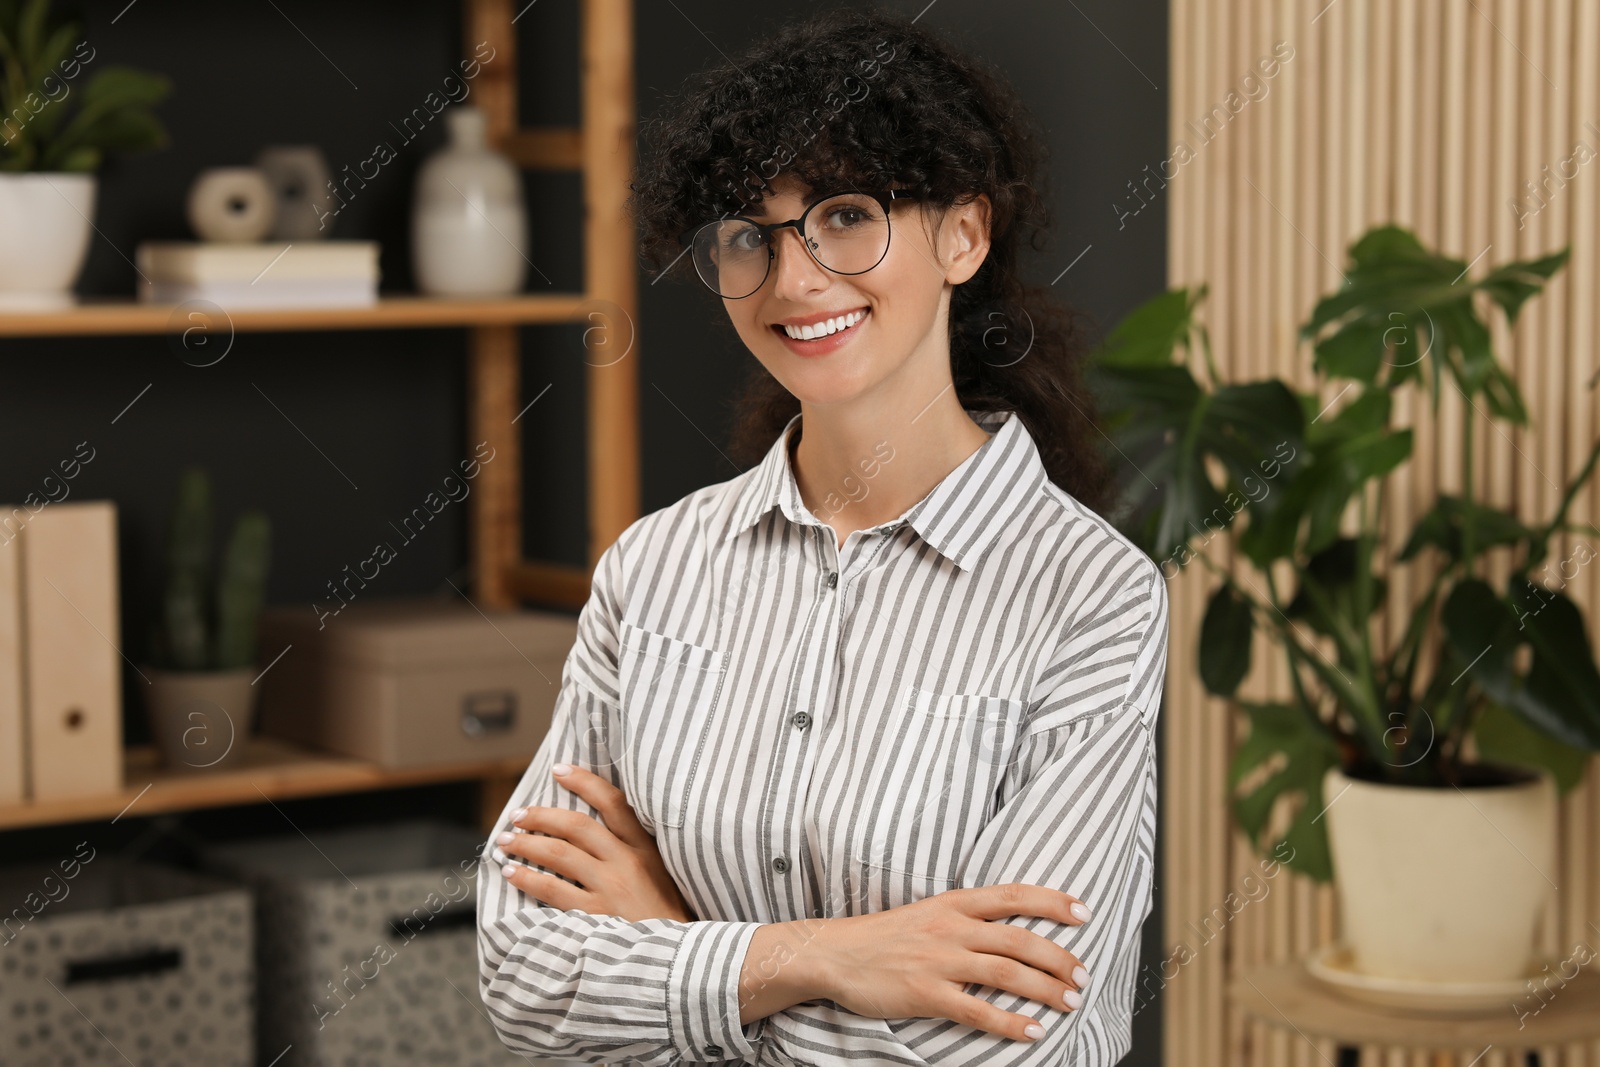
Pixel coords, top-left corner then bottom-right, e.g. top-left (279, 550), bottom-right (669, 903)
top-left (0, 0), bottom-right (172, 306)
top-left (142, 466), bottom-right (272, 773)
top-left (1088, 225), bottom-right (1599, 987)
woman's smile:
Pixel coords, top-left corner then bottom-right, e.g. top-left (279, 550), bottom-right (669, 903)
top-left (771, 307), bottom-right (871, 357)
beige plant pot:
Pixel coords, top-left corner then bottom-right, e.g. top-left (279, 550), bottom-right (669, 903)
top-left (141, 666), bottom-right (258, 773)
top-left (1322, 763), bottom-right (1556, 983)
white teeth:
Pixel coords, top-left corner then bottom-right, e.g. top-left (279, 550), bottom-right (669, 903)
top-left (783, 308), bottom-right (866, 340)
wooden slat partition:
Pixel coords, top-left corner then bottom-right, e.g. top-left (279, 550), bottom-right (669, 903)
top-left (1163, 2), bottom-right (1600, 1065)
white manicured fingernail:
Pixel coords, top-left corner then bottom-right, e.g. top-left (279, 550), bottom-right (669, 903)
top-left (1070, 902), bottom-right (1092, 922)
top-left (1064, 989), bottom-right (1083, 1010)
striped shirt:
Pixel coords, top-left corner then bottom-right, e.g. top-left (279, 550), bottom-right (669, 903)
top-left (478, 405), bottom-right (1169, 1066)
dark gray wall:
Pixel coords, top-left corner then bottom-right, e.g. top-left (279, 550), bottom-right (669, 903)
top-left (1, 1), bottom-right (1166, 1059)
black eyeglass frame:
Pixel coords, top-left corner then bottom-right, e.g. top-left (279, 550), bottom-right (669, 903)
top-left (678, 188), bottom-right (921, 299)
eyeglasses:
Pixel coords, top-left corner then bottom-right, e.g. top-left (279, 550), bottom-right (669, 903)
top-left (679, 188), bottom-right (920, 300)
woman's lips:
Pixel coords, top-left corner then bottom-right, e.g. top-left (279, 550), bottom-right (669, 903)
top-left (772, 308), bottom-right (870, 357)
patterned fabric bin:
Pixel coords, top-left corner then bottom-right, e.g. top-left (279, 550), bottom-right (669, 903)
top-left (200, 817), bottom-right (574, 1067)
top-left (0, 854), bottom-right (254, 1066)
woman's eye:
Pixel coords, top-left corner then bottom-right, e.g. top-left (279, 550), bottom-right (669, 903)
top-left (724, 228), bottom-right (764, 253)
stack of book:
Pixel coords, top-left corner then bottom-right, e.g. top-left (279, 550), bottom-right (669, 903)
top-left (135, 240), bottom-right (381, 308)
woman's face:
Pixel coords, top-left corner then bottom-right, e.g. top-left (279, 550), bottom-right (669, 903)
top-left (719, 174), bottom-right (990, 409)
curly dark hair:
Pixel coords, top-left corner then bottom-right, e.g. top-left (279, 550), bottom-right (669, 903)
top-left (626, 5), bottom-right (1115, 516)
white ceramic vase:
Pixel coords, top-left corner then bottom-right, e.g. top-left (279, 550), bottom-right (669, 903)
top-left (0, 172), bottom-right (96, 309)
top-left (1321, 763), bottom-right (1556, 983)
top-left (141, 666), bottom-right (259, 773)
top-left (411, 105), bottom-right (528, 296)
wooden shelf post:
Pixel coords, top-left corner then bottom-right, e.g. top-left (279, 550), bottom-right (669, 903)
top-left (581, 0), bottom-right (641, 569)
top-left (463, 0), bottom-right (642, 611)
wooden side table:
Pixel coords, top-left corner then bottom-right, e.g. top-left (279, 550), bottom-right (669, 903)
top-left (1228, 960), bottom-right (1600, 1066)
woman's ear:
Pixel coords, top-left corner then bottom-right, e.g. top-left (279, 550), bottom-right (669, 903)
top-left (939, 193), bottom-right (993, 285)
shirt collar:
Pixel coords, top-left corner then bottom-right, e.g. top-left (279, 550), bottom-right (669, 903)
top-left (720, 406), bottom-right (1047, 572)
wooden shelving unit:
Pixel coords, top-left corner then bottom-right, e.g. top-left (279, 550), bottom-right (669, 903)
top-left (0, 0), bottom-right (638, 833)
top-left (0, 0), bottom-right (638, 613)
top-left (465, 0), bottom-right (640, 614)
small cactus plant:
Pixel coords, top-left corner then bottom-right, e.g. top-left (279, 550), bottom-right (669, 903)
top-left (150, 466), bottom-right (272, 671)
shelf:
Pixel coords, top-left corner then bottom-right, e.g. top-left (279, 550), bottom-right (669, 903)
top-left (1229, 960), bottom-right (1600, 1049)
top-left (507, 561), bottom-right (591, 610)
top-left (0, 736), bottom-right (536, 832)
top-left (0, 292), bottom-right (593, 337)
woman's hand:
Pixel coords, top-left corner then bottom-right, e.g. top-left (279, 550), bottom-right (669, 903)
top-left (807, 883), bottom-right (1094, 1043)
top-left (496, 762), bottom-right (698, 924)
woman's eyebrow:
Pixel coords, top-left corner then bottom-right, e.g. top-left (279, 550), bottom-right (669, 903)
top-left (746, 192), bottom-right (831, 222)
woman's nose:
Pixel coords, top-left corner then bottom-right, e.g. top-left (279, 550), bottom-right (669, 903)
top-left (769, 226), bottom-right (830, 296)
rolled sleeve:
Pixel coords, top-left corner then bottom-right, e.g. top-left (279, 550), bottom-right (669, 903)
top-left (667, 919), bottom-right (767, 1061)
top-left (480, 864), bottom-right (766, 1064)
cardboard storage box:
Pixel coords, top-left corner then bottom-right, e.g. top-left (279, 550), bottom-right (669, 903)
top-left (0, 856), bottom-right (253, 1066)
top-left (200, 819), bottom-right (574, 1067)
top-left (257, 596), bottom-right (578, 768)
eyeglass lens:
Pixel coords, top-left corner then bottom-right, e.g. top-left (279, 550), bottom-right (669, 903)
top-left (692, 193), bottom-right (891, 299)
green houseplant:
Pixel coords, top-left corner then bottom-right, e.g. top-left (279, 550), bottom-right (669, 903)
top-left (141, 466), bottom-right (272, 773)
top-left (1088, 225), bottom-right (1599, 986)
top-left (0, 0), bottom-right (172, 303)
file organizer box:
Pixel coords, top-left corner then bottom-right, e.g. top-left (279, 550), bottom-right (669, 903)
top-left (0, 856), bottom-right (253, 1066)
top-left (199, 818), bottom-right (570, 1067)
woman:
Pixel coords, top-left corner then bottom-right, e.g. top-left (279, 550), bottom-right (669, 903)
top-left (478, 8), bottom-right (1169, 1065)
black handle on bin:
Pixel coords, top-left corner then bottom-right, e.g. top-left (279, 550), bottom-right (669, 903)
top-left (461, 690), bottom-right (516, 737)
top-left (387, 904), bottom-right (476, 938)
top-left (64, 947), bottom-right (183, 985)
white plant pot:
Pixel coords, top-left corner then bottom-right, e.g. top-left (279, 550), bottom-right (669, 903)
top-left (0, 172), bottom-right (96, 309)
top-left (141, 666), bottom-right (259, 773)
top-left (1322, 763), bottom-right (1556, 983)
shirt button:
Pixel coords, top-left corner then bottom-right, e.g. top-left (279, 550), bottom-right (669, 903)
top-left (705, 1044), bottom-right (723, 1058)
top-left (826, 571), bottom-right (838, 588)
top-left (792, 711), bottom-right (811, 729)
top-left (772, 856), bottom-right (790, 874)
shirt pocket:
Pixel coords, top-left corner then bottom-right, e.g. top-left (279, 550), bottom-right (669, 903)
top-left (849, 686), bottom-right (1024, 909)
top-left (615, 618), bottom-right (730, 832)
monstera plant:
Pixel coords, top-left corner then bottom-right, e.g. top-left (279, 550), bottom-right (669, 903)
top-left (1087, 225), bottom-right (1600, 891)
